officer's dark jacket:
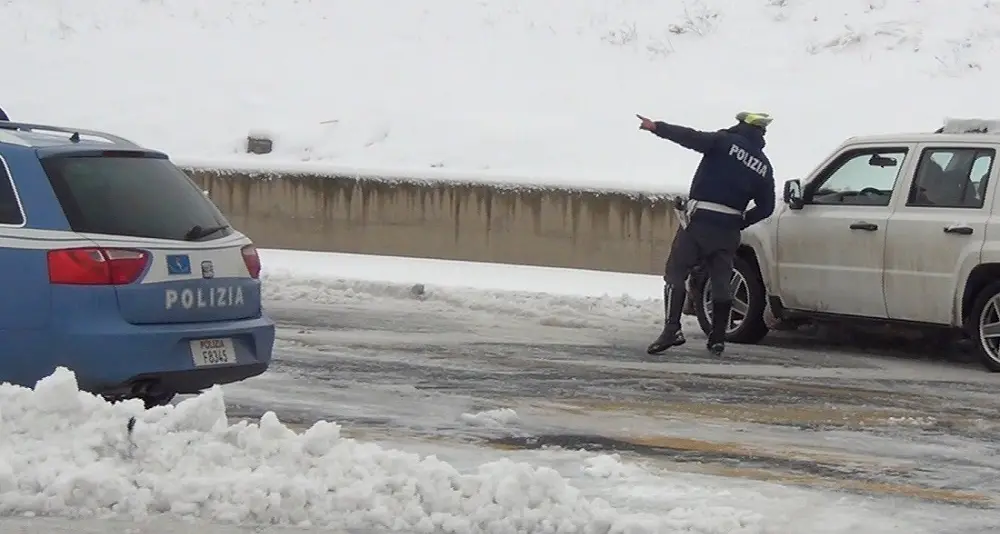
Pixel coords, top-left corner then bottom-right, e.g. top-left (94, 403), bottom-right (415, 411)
top-left (653, 121), bottom-right (775, 230)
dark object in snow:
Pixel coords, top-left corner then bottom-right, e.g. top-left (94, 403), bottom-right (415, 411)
top-left (127, 416), bottom-right (136, 436)
top-left (246, 133), bottom-right (273, 155)
top-left (409, 283), bottom-right (426, 299)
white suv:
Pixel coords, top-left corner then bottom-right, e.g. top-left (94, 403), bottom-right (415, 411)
top-left (685, 119), bottom-right (1000, 371)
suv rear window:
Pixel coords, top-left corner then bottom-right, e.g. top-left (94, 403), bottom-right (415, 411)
top-left (41, 152), bottom-right (234, 242)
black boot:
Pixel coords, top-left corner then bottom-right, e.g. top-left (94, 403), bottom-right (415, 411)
top-left (707, 300), bottom-right (732, 355)
top-left (647, 283), bottom-right (687, 355)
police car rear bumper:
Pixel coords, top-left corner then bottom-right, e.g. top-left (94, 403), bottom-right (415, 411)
top-left (102, 362), bottom-right (270, 398)
top-left (32, 313), bottom-right (277, 395)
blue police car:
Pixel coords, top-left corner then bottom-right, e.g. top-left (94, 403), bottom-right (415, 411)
top-left (0, 121), bottom-right (275, 407)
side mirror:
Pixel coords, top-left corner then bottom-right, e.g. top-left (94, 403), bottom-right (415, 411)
top-left (783, 179), bottom-right (804, 210)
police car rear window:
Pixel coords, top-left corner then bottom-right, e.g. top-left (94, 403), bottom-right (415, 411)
top-left (41, 153), bottom-right (234, 242)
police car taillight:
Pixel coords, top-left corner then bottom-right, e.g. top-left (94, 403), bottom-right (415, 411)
top-left (241, 244), bottom-right (261, 279)
top-left (47, 247), bottom-right (150, 285)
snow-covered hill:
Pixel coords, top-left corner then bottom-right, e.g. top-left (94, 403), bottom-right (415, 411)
top-left (3, 0), bottom-right (999, 190)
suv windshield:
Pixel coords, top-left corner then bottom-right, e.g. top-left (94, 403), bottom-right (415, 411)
top-left (41, 152), bottom-right (233, 242)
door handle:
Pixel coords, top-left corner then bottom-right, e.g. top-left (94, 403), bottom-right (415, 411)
top-left (850, 221), bottom-right (878, 231)
top-left (944, 225), bottom-right (974, 235)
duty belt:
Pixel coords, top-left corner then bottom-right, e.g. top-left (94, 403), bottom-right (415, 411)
top-left (686, 200), bottom-right (742, 219)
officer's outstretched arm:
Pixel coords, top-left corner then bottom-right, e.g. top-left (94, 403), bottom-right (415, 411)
top-left (651, 122), bottom-right (721, 154)
top-left (742, 174), bottom-right (776, 229)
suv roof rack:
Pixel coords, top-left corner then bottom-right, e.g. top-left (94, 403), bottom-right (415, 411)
top-left (936, 118), bottom-right (1000, 135)
top-left (0, 121), bottom-right (141, 148)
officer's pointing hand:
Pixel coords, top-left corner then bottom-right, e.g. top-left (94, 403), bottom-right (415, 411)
top-left (636, 114), bottom-right (655, 131)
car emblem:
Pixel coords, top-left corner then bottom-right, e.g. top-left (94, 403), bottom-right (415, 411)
top-left (201, 260), bottom-right (215, 279)
top-left (166, 254), bottom-right (191, 275)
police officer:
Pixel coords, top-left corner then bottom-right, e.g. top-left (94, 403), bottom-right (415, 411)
top-left (636, 111), bottom-right (775, 356)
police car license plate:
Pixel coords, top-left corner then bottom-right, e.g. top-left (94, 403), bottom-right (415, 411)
top-left (189, 338), bottom-right (235, 366)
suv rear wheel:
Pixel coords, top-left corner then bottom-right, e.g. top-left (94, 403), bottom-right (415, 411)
top-left (694, 256), bottom-right (769, 344)
top-left (969, 281), bottom-right (1000, 372)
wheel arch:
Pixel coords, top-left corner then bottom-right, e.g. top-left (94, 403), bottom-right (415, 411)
top-left (737, 229), bottom-right (775, 295)
top-left (961, 263), bottom-right (1000, 327)
top-left (736, 244), bottom-right (766, 291)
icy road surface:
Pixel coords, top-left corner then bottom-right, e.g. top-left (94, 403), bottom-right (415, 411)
top-left (225, 251), bottom-right (1000, 532)
top-left (4, 251), bottom-right (1000, 533)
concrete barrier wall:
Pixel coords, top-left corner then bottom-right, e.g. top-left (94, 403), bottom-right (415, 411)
top-left (182, 167), bottom-right (681, 276)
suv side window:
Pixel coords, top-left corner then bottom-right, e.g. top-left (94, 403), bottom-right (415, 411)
top-left (807, 148), bottom-right (909, 207)
top-left (907, 147), bottom-right (994, 209)
top-left (0, 155), bottom-right (24, 226)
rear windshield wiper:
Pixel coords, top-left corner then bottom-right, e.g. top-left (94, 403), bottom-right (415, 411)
top-left (184, 224), bottom-right (230, 241)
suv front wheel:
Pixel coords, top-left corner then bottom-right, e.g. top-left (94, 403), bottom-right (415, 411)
top-left (969, 281), bottom-right (1000, 372)
top-left (694, 256), bottom-right (769, 344)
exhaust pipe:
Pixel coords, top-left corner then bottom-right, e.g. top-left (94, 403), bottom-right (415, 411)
top-left (129, 379), bottom-right (162, 398)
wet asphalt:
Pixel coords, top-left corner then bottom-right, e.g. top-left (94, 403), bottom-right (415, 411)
top-left (221, 299), bottom-right (1000, 516)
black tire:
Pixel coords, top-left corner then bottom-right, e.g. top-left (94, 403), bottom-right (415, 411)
top-left (967, 280), bottom-right (1000, 372)
top-left (694, 255), bottom-right (769, 344)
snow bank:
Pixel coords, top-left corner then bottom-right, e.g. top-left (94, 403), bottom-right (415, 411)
top-left (262, 271), bottom-right (662, 330)
top-left (259, 249), bottom-right (661, 300)
top-left (259, 249), bottom-right (665, 329)
top-left (0, 367), bottom-right (766, 533)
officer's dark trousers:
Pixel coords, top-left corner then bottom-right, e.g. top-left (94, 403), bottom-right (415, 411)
top-left (662, 219), bottom-right (741, 327)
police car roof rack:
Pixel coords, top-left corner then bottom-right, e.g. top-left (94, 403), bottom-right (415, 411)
top-left (0, 121), bottom-right (141, 148)
top-left (936, 118), bottom-right (1000, 135)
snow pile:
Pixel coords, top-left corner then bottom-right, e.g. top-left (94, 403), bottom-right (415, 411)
top-left (259, 249), bottom-right (661, 299)
top-left (0, 368), bottom-right (767, 533)
top-left (257, 249), bottom-right (673, 330)
top-left (261, 271), bottom-right (662, 329)
top-left (582, 455), bottom-right (649, 481)
top-left (5, 0), bottom-right (1000, 189)
top-left (459, 408), bottom-right (520, 428)
top-left (256, 250), bottom-right (676, 330)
